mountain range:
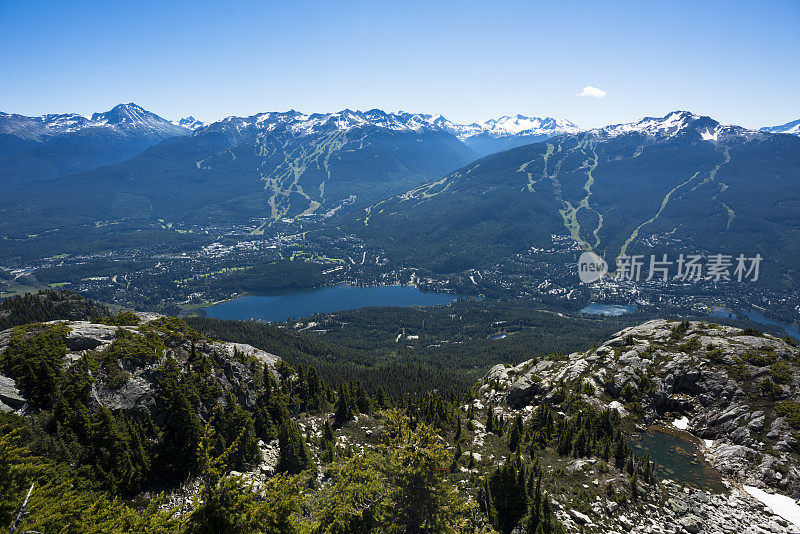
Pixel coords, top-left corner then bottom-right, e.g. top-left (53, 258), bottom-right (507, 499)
top-left (344, 110), bottom-right (800, 289)
top-left (0, 106), bottom-right (579, 237)
top-left (1, 104), bottom-right (799, 278)
top-left (0, 103), bottom-right (190, 184)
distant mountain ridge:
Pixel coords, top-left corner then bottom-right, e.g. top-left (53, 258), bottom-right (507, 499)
top-left (0, 105), bottom-right (577, 237)
top-left (0, 103), bottom-right (188, 141)
top-left (194, 108), bottom-right (580, 157)
top-left (445, 114), bottom-right (581, 155)
top-left (593, 110), bottom-right (727, 140)
top-left (0, 103), bottom-right (579, 181)
top-left (761, 118), bottom-right (800, 136)
top-left (197, 108), bottom-right (578, 138)
top-left (0, 107), bottom-right (479, 237)
top-left (0, 103), bottom-right (190, 183)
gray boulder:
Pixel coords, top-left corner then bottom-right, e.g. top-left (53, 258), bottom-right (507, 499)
top-left (506, 376), bottom-right (543, 408)
top-left (0, 375), bottom-right (25, 410)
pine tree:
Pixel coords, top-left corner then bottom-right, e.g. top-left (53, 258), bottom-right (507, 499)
top-left (334, 382), bottom-right (355, 427)
top-left (155, 356), bottom-right (203, 478)
top-left (188, 427), bottom-right (301, 534)
top-left (305, 366), bottom-right (326, 412)
top-left (541, 494), bottom-right (555, 533)
top-left (613, 431), bottom-right (627, 468)
top-left (642, 453), bottom-right (653, 483)
top-left (488, 455), bottom-right (529, 533)
top-left (382, 412), bottom-right (470, 532)
top-left (375, 387), bottom-right (387, 409)
top-left (526, 475), bottom-right (542, 534)
top-left (277, 421), bottom-right (311, 475)
top-left (320, 420), bottom-right (336, 463)
top-left (481, 479), bottom-right (498, 528)
top-left (353, 379), bottom-right (370, 415)
top-left (509, 415), bottom-right (522, 453)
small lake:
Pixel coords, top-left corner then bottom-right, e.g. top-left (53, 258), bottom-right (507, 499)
top-left (709, 306), bottom-right (737, 320)
top-left (629, 428), bottom-right (725, 493)
top-left (744, 310), bottom-right (800, 342)
top-left (579, 303), bottom-right (637, 316)
top-left (198, 284), bottom-right (463, 323)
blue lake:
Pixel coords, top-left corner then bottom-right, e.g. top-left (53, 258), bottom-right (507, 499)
top-left (709, 306), bottom-right (737, 319)
top-left (744, 310), bottom-right (800, 341)
top-left (199, 284), bottom-right (463, 323)
top-left (579, 303), bottom-right (637, 316)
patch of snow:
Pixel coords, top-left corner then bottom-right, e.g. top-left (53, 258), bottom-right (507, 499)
top-left (673, 416), bottom-right (689, 430)
top-left (761, 118), bottom-right (800, 136)
top-left (703, 439), bottom-right (714, 448)
top-left (700, 127), bottom-right (719, 141)
top-left (609, 401), bottom-right (626, 414)
top-left (743, 485), bottom-right (800, 526)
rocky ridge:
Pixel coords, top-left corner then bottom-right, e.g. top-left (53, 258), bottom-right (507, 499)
top-left (477, 319), bottom-right (800, 532)
top-left (0, 314), bottom-right (281, 415)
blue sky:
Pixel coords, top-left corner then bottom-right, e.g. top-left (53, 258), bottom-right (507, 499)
top-left (1, 0), bottom-right (798, 129)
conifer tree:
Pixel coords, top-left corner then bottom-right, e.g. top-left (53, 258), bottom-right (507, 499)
top-left (487, 455), bottom-right (528, 533)
top-left (354, 379), bottom-right (371, 414)
top-left (277, 421), bottom-right (312, 475)
top-left (508, 418), bottom-right (521, 453)
top-left (188, 424), bottom-right (301, 534)
top-left (527, 475), bottom-right (542, 534)
top-left (334, 382), bottom-right (355, 427)
top-left (375, 387), bottom-right (387, 409)
top-left (321, 420), bottom-right (336, 463)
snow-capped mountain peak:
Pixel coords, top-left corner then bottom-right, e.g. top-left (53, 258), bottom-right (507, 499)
top-left (761, 118), bottom-right (800, 136)
top-left (0, 103), bottom-right (190, 141)
top-left (456, 114), bottom-right (580, 140)
top-left (91, 102), bottom-right (148, 125)
top-left (593, 111), bottom-right (736, 142)
top-left (39, 113), bottom-right (92, 133)
top-left (208, 109), bottom-right (453, 137)
top-left (489, 115), bottom-right (576, 134)
top-left (202, 109), bottom-right (581, 145)
top-left (89, 103), bottom-right (186, 136)
top-left (174, 116), bottom-right (205, 130)
top-left (0, 111), bottom-right (93, 140)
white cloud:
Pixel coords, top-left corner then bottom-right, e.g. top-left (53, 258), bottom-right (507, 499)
top-left (576, 85), bottom-right (607, 98)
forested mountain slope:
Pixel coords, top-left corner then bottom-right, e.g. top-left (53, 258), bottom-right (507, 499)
top-left (1, 309), bottom-right (799, 532)
top-left (0, 110), bottom-right (478, 236)
top-left (345, 111), bottom-right (800, 290)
